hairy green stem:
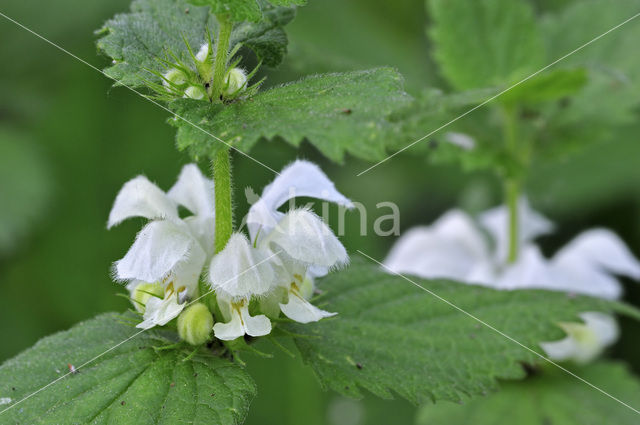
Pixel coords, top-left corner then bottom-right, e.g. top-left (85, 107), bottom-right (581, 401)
top-left (505, 179), bottom-right (520, 264)
top-left (213, 149), bottom-right (233, 253)
top-left (502, 105), bottom-right (520, 263)
top-left (212, 15), bottom-right (232, 101)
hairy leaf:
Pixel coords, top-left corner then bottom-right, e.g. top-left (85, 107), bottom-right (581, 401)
top-left (169, 68), bottom-right (411, 162)
top-left (417, 362), bottom-right (640, 424)
top-left (96, 0), bottom-right (295, 87)
top-left (427, 0), bottom-right (545, 91)
top-left (0, 313), bottom-right (255, 424)
top-left (286, 258), bottom-right (639, 405)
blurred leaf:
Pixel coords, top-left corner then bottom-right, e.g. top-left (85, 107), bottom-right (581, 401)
top-left (417, 362), bottom-right (640, 425)
top-left (96, 0), bottom-right (295, 87)
top-left (427, 0), bottom-right (545, 91)
top-left (287, 259), bottom-right (639, 405)
top-left (500, 68), bottom-right (588, 105)
top-left (169, 68), bottom-right (411, 162)
top-left (0, 313), bottom-right (256, 424)
top-left (0, 129), bottom-right (52, 256)
top-left (188, 0), bottom-right (304, 23)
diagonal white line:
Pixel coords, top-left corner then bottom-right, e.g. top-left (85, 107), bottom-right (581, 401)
top-left (356, 11), bottom-right (640, 176)
top-left (356, 249), bottom-right (640, 415)
top-left (0, 11), bottom-right (280, 175)
top-left (0, 250), bottom-right (282, 416)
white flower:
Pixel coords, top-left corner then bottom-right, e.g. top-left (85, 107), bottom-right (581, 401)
top-left (539, 312), bottom-right (619, 364)
top-left (108, 164), bottom-right (215, 329)
top-left (384, 199), bottom-right (640, 362)
top-left (208, 160), bottom-right (351, 340)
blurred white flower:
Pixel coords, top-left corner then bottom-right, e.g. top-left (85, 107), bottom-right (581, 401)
top-left (108, 164), bottom-right (215, 329)
top-left (384, 199), bottom-right (640, 363)
top-left (208, 160), bottom-right (351, 340)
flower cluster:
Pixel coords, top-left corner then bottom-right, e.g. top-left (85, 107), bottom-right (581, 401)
top-left (384, 199), bottom-right (640, 363)
top-left (109, 160), bottom-right (352, 343)
top-left (151, 40), bottom-right (260, 103)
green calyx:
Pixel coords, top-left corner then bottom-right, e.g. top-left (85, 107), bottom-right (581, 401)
top-left (177, 303), bottom-right (215, 345)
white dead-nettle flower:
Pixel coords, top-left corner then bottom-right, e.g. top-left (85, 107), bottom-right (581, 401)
top-left (108, 164), bottom-right (215, 329)
top-left (384, 199), bottom-right (640, 363)
top-left (208, 160), bottom-right (352, 340)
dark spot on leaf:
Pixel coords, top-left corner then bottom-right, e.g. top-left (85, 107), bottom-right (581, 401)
top-left (211, 393), bottom-right (215, 397)
top-left (558, 97), bottom-right (571, 109)
top-left (11, 387), bottom-right (16, 391)
top-left (344, 386), bottom-right (350, 390)
top-left (121, 401), bottom-right (126, 406)
top-left (342, 108), bottom-right (352, 115)
top-left (185, 8), bottom-right (189, 14)
top-left (170, 382), bottom-right (175, 387)
top-left (193, 373), bottom-right (198, 377)
top-left (428, 139), bottom-right (439, 150)
top-left (356, 363), bottom-right (363, 370)
top-left (542, 417), bottom-right (552, 425)
top-left (205, 83), bottom-right (210, 89)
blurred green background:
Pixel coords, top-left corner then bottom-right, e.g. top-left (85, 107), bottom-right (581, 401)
top-left (1, 0), bottom-right (639, 424)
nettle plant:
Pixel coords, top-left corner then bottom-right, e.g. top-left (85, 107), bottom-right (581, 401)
top-left (385, 0), bottom-right (640, 423)
top-left (1, 0), bottom-right (640, 424)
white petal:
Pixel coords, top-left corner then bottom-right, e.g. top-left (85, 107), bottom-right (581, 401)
top-left (280, 289), bottom-right (336, 323)
top-left (549, 251), bottom-right (623, 300)
top-left (170, 241), bottom-right (206, 297)
top-left (264, 209), bottom-right (348, 268)
top-left (136, 291), bottom-right (185, 329)
top-left (540, 313), bottom-right (618, 364)
top-left (108, 176), bottom-right (178, 228)
top-left (494, 245), bottom-right (555, 290)
top-left (212, 310), bottom-right (245, 340)
top-left (555, 229), bottom-right (640, 280)
top-left (183, 215), bottom-right (216, 259)
top-left (480, 198), bottom-right (553, 262)
top-left (384, 210), bottom-right (489, 280)
top-left (167, 164), bottom-right (215, 218)
top-left (115, 221), bottom-right (194, 284)
top-left (581, 312), bottom-right (619, 347)
top-left (213, 300), bottom-right (271, 340)
top-left (242, 306), bottom-right (272, 337)
top-left (208, 233), bottom-right (275, 298)
top-left (247, 160), bottom-right (353, 242)
top-left (539, 336), bottom-right (579, 362)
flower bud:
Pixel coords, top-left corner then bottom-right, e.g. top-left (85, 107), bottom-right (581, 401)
top-left (130, 282), bottom-right (164, 313)
top-left (162, 68), bottom-right (187, 89)
top-left (177, 303), bottom-right (214, 345)
top-left (223, 68), bottom-right (247, 97)
top-left (195, 43), bottom-right (213, 81)
top-left (184, 85), bottom-right (206, 100)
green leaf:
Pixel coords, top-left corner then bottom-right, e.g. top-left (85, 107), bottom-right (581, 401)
top-left (500, 68), bottom-right (588, 105)
top-left (169, 68), bottom-right (412, 162)
top-left (286, 258), bottom-right (639, 405)
top-left (96, 0), bottom-right (295, 87)
top-left (188, 0), bottom-right (305, 23)
top-left (427, 0), bottom-right (545, 91)
top-left (417, 362), bottom-right (640, 424)
top-left (0, 313), bottom-right (256, 424)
